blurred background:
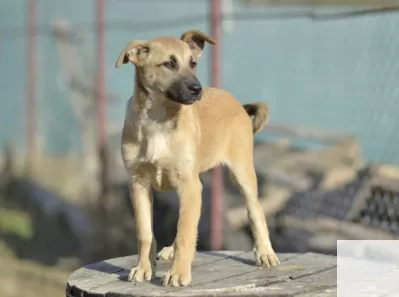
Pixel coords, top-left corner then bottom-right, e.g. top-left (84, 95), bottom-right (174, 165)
top-left (1, 0), bottom-right (399, 296)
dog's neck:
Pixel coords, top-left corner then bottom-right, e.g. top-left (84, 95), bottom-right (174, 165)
top-left (129, 71), bottom-right (182, 129)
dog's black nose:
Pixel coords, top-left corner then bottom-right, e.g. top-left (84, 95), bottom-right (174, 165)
top-left (188, 83), bottom-right (202, 96)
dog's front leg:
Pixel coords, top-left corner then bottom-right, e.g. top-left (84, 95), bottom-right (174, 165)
top-left (161, 177), bottom-right (202, 287)
top-left (128, 178), bottom-right (156, 282)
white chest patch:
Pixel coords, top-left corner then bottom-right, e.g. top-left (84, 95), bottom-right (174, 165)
top-left (140, 131), bottom-right (170, 163)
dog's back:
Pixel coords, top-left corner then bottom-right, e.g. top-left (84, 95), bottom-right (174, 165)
top-left (193, 87), bottom-right (268, 172)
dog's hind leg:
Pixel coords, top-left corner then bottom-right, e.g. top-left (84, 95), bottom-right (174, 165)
top-left (158, 244), bottom-right (174, 260)
top-left (128, 178), bottom-right (156, 282)
top-left (228, 159), bottom-right (280, 267)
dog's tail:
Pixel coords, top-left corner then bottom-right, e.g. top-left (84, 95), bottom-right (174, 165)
top-left (243, 102), bottom-right (269, 135)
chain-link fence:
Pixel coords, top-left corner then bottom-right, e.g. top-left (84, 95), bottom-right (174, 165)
top-left (2, 1), bottom-right (399, 165)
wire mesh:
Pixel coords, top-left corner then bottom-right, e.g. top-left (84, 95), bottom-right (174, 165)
top-left (272, 166), bottom-right (399, 254)
top-left (353, 184), bottom-right (399, 234)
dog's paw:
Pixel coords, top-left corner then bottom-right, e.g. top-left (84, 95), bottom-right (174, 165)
top-left (157, 245), bottom-right (174, 261)
top-left (254, 247), bottom-right (280, 268)
top-left (128, 264), bottom-right (153, 282)
top-left (161, 268), bottom-right (191, 287)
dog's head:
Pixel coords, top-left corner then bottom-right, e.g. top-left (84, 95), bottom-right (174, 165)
top-left (115, 30), bottom-right (215, 105)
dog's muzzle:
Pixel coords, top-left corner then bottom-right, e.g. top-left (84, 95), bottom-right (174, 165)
top-left (166, 77), bottom-right (203, 105)
top-left (187, 82), bottom-right (202, 99)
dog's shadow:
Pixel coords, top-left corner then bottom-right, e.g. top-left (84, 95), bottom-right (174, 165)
top-left (200, 251), bottom-right (255, 266)
top-left (84, 261), bottom-right (163, 286)
top-left (84, 251), bottom-right (255, 288)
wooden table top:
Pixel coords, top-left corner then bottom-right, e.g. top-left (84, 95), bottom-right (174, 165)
top-left (66, 251), bottom-right (337, 297)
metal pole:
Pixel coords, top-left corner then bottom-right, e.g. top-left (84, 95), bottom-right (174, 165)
top-left (96, 0), bottom-right (106, 148)
top-left (210, 0), bottom-right (223, 251)
top-left (96, 0), bottom-right (109, 217)
top-left (26, 0), bottom-right (37, 175)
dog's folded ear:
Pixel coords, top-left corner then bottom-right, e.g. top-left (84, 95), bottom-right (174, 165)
top-left (180, 30), bottom-right (216, 60)
top-left (115, 40), bottom-right (150, 68)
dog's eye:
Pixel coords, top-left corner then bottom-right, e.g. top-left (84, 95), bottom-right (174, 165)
top-left (190, 57), bottom-right (197, 69)
top-left (162, 60), bottom-right (176, 69)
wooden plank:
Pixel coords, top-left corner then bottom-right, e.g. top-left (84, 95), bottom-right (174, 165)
top-left (253, 124), bottom-right (363, 182)
top-left (375, 164), bottom-right (399, 181)
top-left (67, 251), bottom-right (337, 297)
top-left (182, 252), bottom-right (335, 289)
top-left (254, 138), bottom-right (292, 156)
top-left (263, 122), bottom-right (356, 145)
top-left (295, 288), bottom-right (337, 297)
top-left (276, 143), bottom-right (362, 173)
top-left (82, 277), bottom-right (168, 296)
top-left (164, 268), bottom-right (337, 297)
top-left (186, 252), bottom-right (297, 286)
top-left (257, 168), bottom-right (313, 190)
top-left (279, 215), bottom-right (398, 239)
top-left (320, 167), bottom-right (357, 191)
top-left (307, 233), bottom-right (344, 254)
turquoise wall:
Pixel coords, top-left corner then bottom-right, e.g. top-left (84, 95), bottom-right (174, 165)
top-left (1, 1), bottom-right (399, 164)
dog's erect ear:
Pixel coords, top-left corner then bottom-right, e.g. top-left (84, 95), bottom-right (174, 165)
top-left (115, 40), bottom-right (150, 68)
top-left (180, 30), bottom-right (216, 60)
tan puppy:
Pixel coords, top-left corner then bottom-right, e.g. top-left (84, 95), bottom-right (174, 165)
top-left (115, 30), bottom-right (279, 287)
